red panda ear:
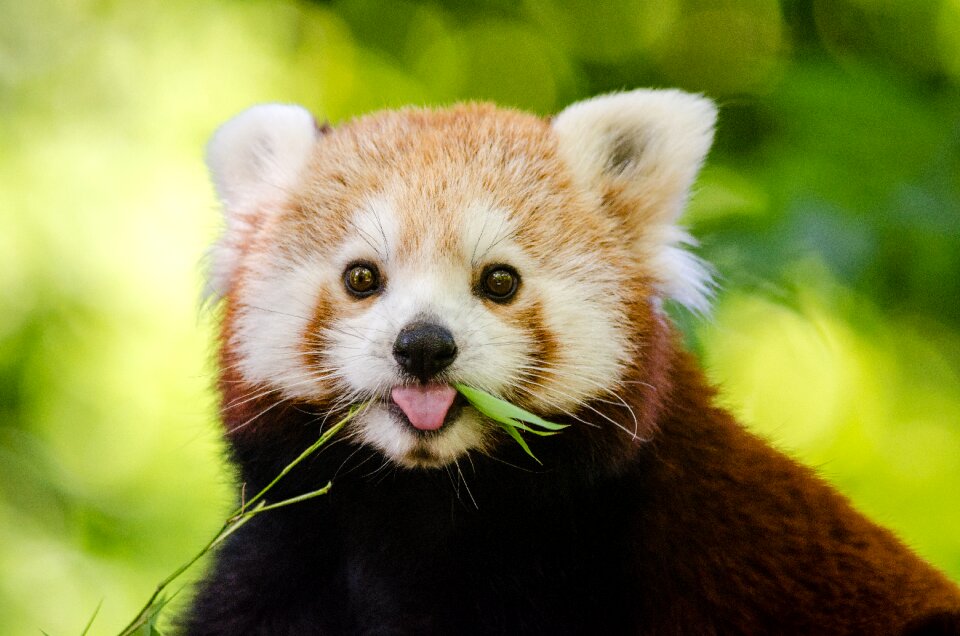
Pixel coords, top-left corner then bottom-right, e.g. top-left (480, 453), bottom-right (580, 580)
top-left (552, 90), bottom-right (717, 312)
top-left (205, 104), bottom-right (321, 299)
top-left (207, 104), bottom-right (320, 215)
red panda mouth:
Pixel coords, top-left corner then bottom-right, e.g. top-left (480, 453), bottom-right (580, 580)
top-left (390, 384), bottom-right (459, 431)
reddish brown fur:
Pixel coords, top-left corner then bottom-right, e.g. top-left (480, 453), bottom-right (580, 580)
top-left (301, 286), bottom-right (336, 391)
top-left (635, 346), bottom-right (960, 632)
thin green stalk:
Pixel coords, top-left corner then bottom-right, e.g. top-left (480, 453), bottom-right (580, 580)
top-left (114, 390), bottom-right (556, 635)
top-left (241, 405), bottom-right (359, 511)
top-left (243, 482), bottom-right (332, 515)
top-left (80, 600), bottom-right (102, 636)
top-left (115, 405), bottom-right (362, 636)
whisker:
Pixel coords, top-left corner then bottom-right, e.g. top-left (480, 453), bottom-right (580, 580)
top-left (454, 458), bottom-right (479, 510)
top-left (227, 398), bottom-right (286, 434)
top-left (511, 365), bottom-right (639, 437)
top-left (238, 302), bottom-right (312, 322)
top-left (516, 377), bottom-right (640, 440)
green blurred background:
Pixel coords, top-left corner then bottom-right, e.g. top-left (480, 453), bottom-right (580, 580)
top-left (1, 0), bottom-right (959, 632)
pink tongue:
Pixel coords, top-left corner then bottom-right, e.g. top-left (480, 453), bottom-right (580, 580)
top-left (391, 384), bottom-right (457, 431)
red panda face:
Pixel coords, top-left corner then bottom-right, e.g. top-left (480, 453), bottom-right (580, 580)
top-left (207, 93), bottom-right (715, 468)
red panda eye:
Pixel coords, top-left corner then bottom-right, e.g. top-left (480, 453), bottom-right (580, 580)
top-left (480, 266), bottom-right (519, 302)
top-left (344, 263), bottom-right (380, 297)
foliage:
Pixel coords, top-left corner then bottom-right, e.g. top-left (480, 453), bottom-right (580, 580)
top-left (456, 384), bottom-right (567, 463)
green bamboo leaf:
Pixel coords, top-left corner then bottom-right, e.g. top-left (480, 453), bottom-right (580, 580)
top-left (496, 420), bottom-right (541, 464)
top-left (455, 384), bottom-right (569, 463)
top-left (454, 384), bottom-right (567, 431)
top-left (505, 418), bottom-right (562, 436)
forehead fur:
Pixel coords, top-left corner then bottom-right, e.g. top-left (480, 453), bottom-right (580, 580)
top-left (278, 104), bottom-right (626, 269)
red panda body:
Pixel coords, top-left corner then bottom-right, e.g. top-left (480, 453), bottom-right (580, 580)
top-left (182, 92), bottom-right (960, 634)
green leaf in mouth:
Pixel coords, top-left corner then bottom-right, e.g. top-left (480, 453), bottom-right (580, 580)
top-left (454, 384), bottom-right (567, 464)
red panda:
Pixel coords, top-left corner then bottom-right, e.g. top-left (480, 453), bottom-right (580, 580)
top-left (182, 91), bottom-right (960, 634)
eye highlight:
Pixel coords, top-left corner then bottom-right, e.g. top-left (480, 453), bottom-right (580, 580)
top-left (344, 262), bottom-right (381, 297)
top-left (479, 265), bottom-right (520, 302)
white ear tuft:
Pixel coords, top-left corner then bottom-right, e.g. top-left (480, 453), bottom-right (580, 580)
top-left (647, 227), bottom-right (715, 315)
top-left (207, 104), bottom-right (319, 215)
top-left (204, 104), bottom-right (320, 300)
top-left (552, 89), bottom-right (717, 311)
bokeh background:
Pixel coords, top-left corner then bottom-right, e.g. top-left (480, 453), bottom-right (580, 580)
top-left (2, 0), bottom-right (959, 632)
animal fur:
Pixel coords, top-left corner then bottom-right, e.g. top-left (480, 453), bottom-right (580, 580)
top-left (182, 91), bottom-right (960, 634)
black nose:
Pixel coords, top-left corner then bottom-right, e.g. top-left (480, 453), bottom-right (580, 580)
top-left (393, 322), bottom-right (458, 382)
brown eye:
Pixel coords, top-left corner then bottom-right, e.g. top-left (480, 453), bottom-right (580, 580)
top-left (344, 263), bottom-right (380, 297)
top-left (480, 265), bottom-right (519, 302)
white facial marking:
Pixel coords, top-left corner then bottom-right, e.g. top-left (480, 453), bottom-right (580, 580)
top-left (338, 195), bottom-right (398, 265)
top-left (232, 198), bottom-right (631, 468)
top-left (232, 255), bottom-right (329, 400)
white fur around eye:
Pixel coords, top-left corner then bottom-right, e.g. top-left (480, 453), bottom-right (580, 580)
top-left (462, 202), bottom-right (518, 268)
top-left (336, 196), bottom-right (399, 265)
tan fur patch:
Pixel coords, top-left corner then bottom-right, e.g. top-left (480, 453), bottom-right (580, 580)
top-left (509, 298), bottom-right (559, 395)
top-left (302, 286), bottom-right (336, 388)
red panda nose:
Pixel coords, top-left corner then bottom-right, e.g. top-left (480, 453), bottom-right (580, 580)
top-left (393, 322), bottom-right (458, 382)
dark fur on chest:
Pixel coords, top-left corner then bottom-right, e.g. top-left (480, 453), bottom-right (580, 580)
top-left (182, 400), bottom-right (645, 634)
top-left (181, 345), bottom-right (960, 635)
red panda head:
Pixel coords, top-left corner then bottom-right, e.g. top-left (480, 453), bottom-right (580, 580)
top-left (207, 91), bottom-right (716, 468)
